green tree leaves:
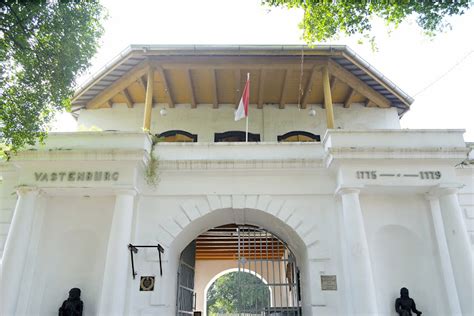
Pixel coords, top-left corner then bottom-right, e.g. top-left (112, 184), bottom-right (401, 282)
top-left (207, 271), bottom-right (270, 315)
top-left (263, 0), bottom-right (472, 43)
top-left (0, 0), bottom-right (105, 153)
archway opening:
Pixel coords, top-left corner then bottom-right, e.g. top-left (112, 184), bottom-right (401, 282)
top-left (206, 270), bottom-right (271, 316)
top-left (177, 224), bottom-right (302, 316)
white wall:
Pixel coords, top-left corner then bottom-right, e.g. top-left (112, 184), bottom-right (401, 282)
top-left (25, 196), bottom-right (114, 315)
top-left (128, 198), bottom-right (324, 315)
top-left (78, 103), bottom-right (401, 141)
top-left (361, 194), bottom-right (450, 316)
top-left (456, 167), bottom-right (474, 251)
top-left (1, 130), bottom-right (471, 316)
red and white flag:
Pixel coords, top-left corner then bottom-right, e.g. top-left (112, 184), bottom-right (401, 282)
top-left (234, 76), bottom-right (250, 121)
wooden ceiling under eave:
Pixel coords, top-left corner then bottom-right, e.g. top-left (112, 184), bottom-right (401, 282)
top-left (80, 55), bottom-right (391, 111)
top-left (195, 224), bottom-right (286, 261)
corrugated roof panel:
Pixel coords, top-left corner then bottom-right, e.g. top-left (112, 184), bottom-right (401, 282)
top-left (345, 66), bottom-right (359, 71)
top-left (100, 79), bottom-right (115, 83)
top-left (337, 60), bottom-right (352, 65)
top-left (104, 75), bottom-right (121, 80)
top-left (352, 70), bottom-right (365, 75)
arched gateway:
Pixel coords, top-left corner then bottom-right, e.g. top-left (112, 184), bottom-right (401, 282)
top-left (177, 224), bottom-right (301, 315)
top-left (155, 206), bottom-right (312, 316)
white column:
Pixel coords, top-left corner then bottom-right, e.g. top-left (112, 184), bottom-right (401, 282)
top-left (97, 189), bottom-right (136, 316)
top-left (0, 187), bottom-right (39, 316)
top-left (426, 194), bottom-right (462, 315)
top-left (435, 186), bottom-right (473, 315)
top-left (338, 188), bottom-right (378, 315)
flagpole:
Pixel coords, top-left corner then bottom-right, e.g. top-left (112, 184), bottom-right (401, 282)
top-left (246, 72), bottom-right (250, 143)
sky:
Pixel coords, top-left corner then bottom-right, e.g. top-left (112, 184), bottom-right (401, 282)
top-left (56, 0), bottom-right (474, 141)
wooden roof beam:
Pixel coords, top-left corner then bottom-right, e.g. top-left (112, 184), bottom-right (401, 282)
top-left (210, 69), bottom-right (218, 108)
top-left (322, 66), bottom-right (335, 129)
top-left (186, 69), bottom-right (197, 108)
top-left (151, 57), bottom-right (326, 70)
top-left (87, 60), bottom-right (149, 109)
top-left (330, 76), bottom-right (337, 93)
top-left (105, 100), bottom-right (112, 108)
top-left (157, 66), bottom-right (174, 108)
top-left (279, 69), bottom-right (290, 109)
top-left (323, 76), bottom-right (337, 109)
top-left (301, 65), bottom-right (321, 109)
top-left (344, 88), bottom-right (356, 108)
top-left (158, 63), bottom-right (321, 70)
top-left (365, 99), bottom-right (377, 107)
top-left (138, 76), bottom-right (157, 104)
top-left (142, 66), bottom-right (154, 131)
top-left (327, 60), bottom-right (391, 108)
top-left (121, 88), bottom-right (133, 108)
top-left (258, 69), bottom-right (266, 109)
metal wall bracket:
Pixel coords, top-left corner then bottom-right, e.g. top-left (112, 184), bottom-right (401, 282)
top-left (128, 244), bottom-right (164, 279)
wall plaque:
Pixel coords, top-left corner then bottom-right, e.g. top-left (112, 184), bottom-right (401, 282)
top-left (140, 276), bottom-right (155, 291)
top-left (321, 275), bottom-right (337, 291)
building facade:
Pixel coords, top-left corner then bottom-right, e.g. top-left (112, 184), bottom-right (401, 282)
top-left (0, 45), bottom-right (472, 316)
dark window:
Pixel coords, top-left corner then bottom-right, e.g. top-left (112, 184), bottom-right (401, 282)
top-left (214, 131), bottom-right (260, 142)
top-left (277, 131), bottom-right (320, 142)
top-left (157, 130), bottom-right (198, 142)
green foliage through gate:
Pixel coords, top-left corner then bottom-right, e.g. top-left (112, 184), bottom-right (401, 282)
top-left (207, 271), bottom-right (270, 316)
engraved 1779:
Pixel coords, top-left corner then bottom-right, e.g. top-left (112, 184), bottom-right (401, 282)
top-left (419, 171), bottom-right (441, 180)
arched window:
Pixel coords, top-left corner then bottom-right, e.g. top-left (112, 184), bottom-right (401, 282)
top-left (214, 131), bottom-right (260, 142)
top-left (157, 130), bottom-right (197, 142)
top-left (277, 131), bottom-right (320, 142)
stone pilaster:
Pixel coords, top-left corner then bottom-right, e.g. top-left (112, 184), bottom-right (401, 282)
top-left (0, 187), bottom-right (39, 315)
top-left (432, 185), bottom-right (473, 315)
top-left (426, 193), bottom-right (463, 315)
top-left (338, 187), bottom-right (378, 315)
top-left (97, 189), bottom-right (136, 315)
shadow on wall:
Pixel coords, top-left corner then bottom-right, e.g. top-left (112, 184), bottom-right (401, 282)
top-left (371, 225), bottom-right (447, 316)
top-left (39, 229), bottom-right (103, 315)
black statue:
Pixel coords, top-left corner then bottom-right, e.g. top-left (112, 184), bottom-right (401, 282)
top-left (59, 288), bottom-right (83, 316)
top-left (395, 287), bottom-right (422, 316)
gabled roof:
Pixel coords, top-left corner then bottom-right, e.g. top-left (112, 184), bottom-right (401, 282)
top-left (72, 45), bottom-right (413, 116)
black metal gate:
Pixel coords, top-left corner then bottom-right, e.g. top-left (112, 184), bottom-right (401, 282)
top-left (177, 225), bottom-right (301, 316)
top-left (236, 225), bottom-right (301, 316)
top-left (177, 240), bottom-right (196, 315)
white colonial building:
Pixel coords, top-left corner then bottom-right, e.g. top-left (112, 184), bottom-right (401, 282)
top-left (0, 45), bottom-right (472, 316)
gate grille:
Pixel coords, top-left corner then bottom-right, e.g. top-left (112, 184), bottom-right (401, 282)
top-left (236, 225), bottom-right (301, 316)
top-left (180, 224), bottom-right (302, 316)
